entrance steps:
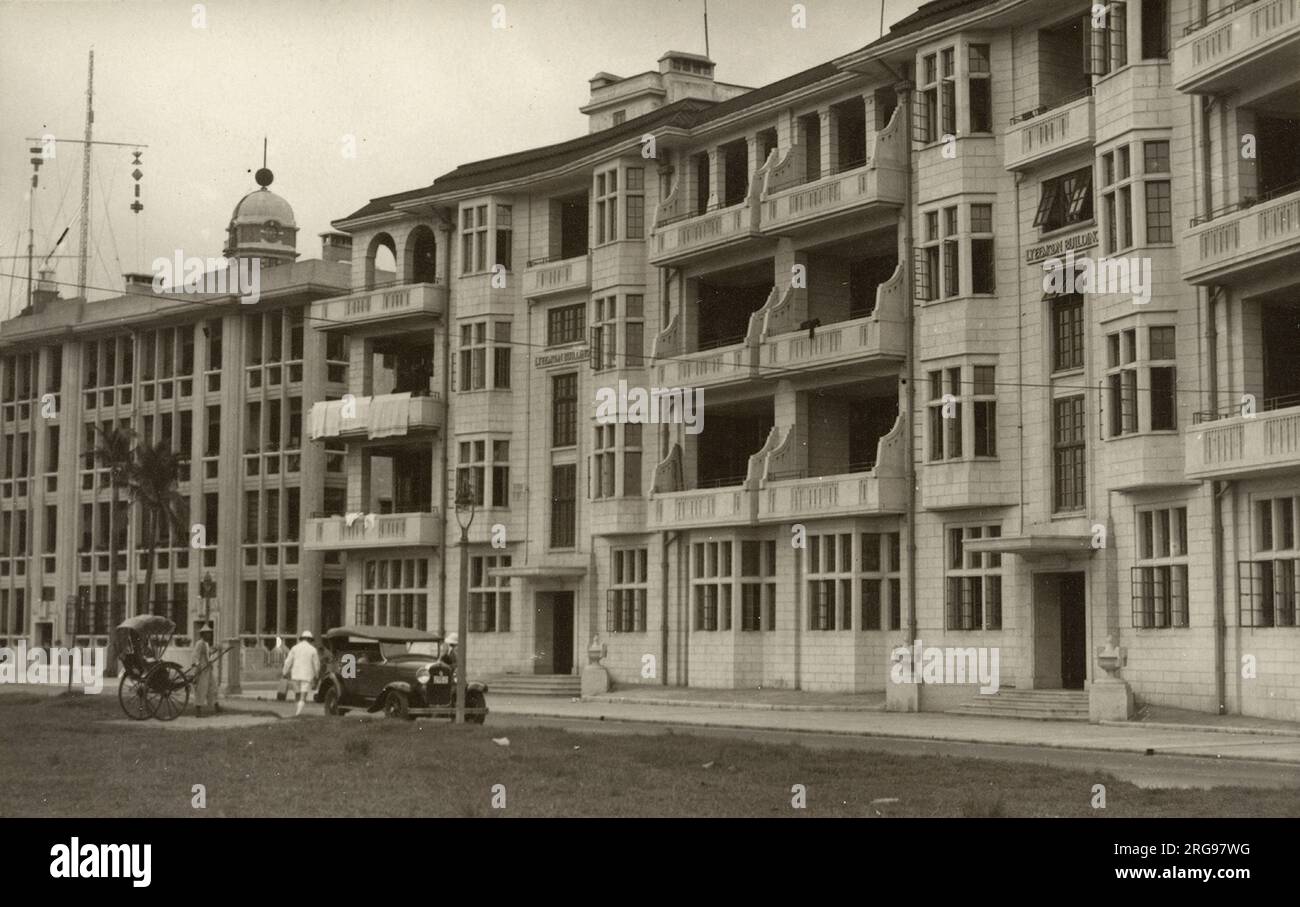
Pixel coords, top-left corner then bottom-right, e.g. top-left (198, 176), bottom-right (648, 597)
top-left (947, 689), bottom-right (1090, 722)
top-left (485, 674), bottom-right (582, 697)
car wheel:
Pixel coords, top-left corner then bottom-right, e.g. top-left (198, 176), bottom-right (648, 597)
top-left (466, 690), bottom-right (487, 725)
top-left (383, 690), bottom-right (409, 720)
top-left (322, 683), bottom-right (341, 716)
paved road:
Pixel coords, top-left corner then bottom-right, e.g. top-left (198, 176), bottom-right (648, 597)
top-left (485, 712), bottom-right (1300, 791)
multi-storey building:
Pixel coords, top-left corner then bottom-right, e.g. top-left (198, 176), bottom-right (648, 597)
top-left (0, 174), bottom-right (351, 665)
top-left (315, 0), bottom-right (1299, 720)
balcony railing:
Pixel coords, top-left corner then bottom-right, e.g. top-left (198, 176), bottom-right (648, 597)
top-left (1186, 402), bottom-right (1300, 479)
top-left (1181, 183), bottom-right (1300, 284)
top-left (522, 253), bottom-right (590, 298)
top-left (307, 391), bottom-right (444, 441)
top-left (1004, 90), bottom-right (1095, 171)
top-left (1173, 0), bottom-right (1300, 93)
top-left (310, 281), bottom-right (446, 331)
top-left (759, 105), bottom-right (906, 233)
top-left (303, 510), bottom-right (442, 551)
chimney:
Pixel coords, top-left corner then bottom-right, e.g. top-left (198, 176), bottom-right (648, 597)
top-left (123, 273), bottom-right (156, 297)
top-left (31, 267), bottom-right (59, 310)
top-left (320, 232), bottom-right (352, 263)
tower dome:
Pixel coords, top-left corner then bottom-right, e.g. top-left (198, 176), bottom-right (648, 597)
top-left (223, 168), bottom-right (299, 266)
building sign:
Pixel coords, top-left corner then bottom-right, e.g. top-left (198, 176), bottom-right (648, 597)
top-left (534, 346), bottom-right (589, 369)
top-left (1025, 228), bottom-right (1099, 265)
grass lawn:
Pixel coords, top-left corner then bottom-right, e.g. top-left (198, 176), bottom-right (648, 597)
top-left (2, 692), bottom-right (1297, 817)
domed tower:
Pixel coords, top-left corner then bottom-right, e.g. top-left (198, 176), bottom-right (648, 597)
top-left (223, 165), bottom-right (299, 267)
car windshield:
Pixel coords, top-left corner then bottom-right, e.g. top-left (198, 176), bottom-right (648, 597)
top-left (379, 641), bottom-right (438, 659)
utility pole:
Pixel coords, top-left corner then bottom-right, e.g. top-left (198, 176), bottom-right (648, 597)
top-left (77, 49), bottom-right (94, 301)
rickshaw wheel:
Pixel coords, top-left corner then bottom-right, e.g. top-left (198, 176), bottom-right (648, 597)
top-left (149, 663), bottom-right (190, 722)
top-left (118, 674), bottom-right (154, 720)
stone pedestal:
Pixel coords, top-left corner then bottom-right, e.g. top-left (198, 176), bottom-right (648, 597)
top-left (1089, 677), bottom-right (1133, 722)
top-left (886, 681), bottom-right (920, 712)
top-left (580, 636), bottom-right (610, 698)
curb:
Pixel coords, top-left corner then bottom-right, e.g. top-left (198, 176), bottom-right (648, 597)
top-left (1102, 719), bottom-right (1300, 739)
top-left (582, 695), bottom-right (883, 713)
top-left (490, 705), bottom-right (1300, 766)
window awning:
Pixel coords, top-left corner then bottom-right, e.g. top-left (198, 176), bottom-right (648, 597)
top-left (963, 534), bottom-right (1095, 558)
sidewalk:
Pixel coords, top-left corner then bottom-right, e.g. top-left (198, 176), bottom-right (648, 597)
top-left (476, 694), bottom-right (1300, 765)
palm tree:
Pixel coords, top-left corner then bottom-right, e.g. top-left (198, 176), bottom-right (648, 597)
top-left (129, 441), bottom-right (190, 624)
top-left (89, 425), bottom-right (135, 672)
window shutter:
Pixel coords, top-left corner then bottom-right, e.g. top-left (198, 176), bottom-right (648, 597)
top-left (590, 326), bottom-right (602, 370)
top-left (911, 91), bottom-right (929, 144)
top-left (912, 246), bottom-right (930, 301)
top-left (1033, 183), bottom-right (1060, 227)
top-left (1085, 12), bottom-right (1106, 75)
top-left (605, 589), bottom-right (615, 632)
top-left (450, 352), bottom-right (456, 392)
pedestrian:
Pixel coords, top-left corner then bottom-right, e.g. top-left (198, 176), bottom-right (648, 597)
top-left (192, 625), bottom-right (220, 718)
top-left (439, 632), bottom-right (458, 672)
top-left (282, 630), bottom-right (320, 717)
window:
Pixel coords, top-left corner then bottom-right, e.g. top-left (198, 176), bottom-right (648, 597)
top-left (611, 110), bottom-right (626, 126)
top-left (457, 440), bottom-right (485, 506)
top-left (550, 464), bottom-right (576, 548)
top-left (1140, 0), bottom-right (1168, 60)
top-left (460, 204), bottom-right (486, 274)
top-left (1144, 180), bottom-right (1172, 244)
top-left (592, 425), bottom-right (616, 499)
top-left (1053, 395), bottom-right (1087, 511)
top-left (861, 532), bottom-right (902, 631)
top-left (1240, 496), bottom-right (1299, 628)
top-left (1087, 1), bottom-right (1127, 76)
top-left (456, 321), bottom-right (511, 391)
top-left (359, 557), bottom-right (430, 630)
top-left (551, 373), bottom-right (577, 448)
top-left (491, 440), bottom-right (510, 508)
top-left (1101, 144), bottom-right (1143, 252)
top-left (594, 169), bottom-right (618, 245)
top-left (968, 44), bottom-right (992, 133)
top-left (972, 366), bottom-right (997, 457)
top-left (940, 47), bottom-right (956, 137)
top-left (1106, 328), bottom-right (1138, 436)
top-left (692, 540), bottom-right (732, 631)
top-left (1052, 295), bottom-right (1085, 372)
top-left (915, 52), bottom-right (939, 143)
top-left (590, 294), bottom-right (644, 370)
top-left (928, 367), bottom-right (962, 461)
top-left (807, 533), bottom-right (854, 631)
top-left (1108, 326), bottom-right (1176, 434)
top-left (625, 168), bottom-right (644, 239)
top-left (607, 548), bottom-right (647, 632)
top-left (623, 422), bottom-right (642, 498)
top-left (740, 539), bottom-right (777, 631)
top-left (469, 555), bottom-right (512, 632)
top-left (942, 207), bottom-right (959, 298)
top-left (495, 205), bottom-right (512, 270)
top-left (970, 203), bottom-right (995, 293)
top-left (1034, 167), bottom-right (1094, 233)
top-left (1132, 506), bottom-right (1189, 628)
top-left (946, 525), bottom-right (1003, 630)
top-left (916, 211), bottom-right (939, 301)
top-left (547, 303), bottom-right (586, 346)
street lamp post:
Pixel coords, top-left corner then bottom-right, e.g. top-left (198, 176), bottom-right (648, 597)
top-left (453, 479), bottom-right (476, 725)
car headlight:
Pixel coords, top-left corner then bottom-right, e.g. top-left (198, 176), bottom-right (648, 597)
top-left (416, 667), bottom-right (430, 685)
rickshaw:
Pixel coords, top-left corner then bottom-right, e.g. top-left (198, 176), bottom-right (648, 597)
top-left (114, 615), bottom-right (229, 721)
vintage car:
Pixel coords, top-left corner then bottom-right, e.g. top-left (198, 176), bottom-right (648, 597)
top-left (314, 625), bottom-right (488, 722)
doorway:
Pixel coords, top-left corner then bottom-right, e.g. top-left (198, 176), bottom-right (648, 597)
top-left (534, 591), bottom-right (575, 675)
top-left (1033, 571), bottom-right (1087, 689)
top-left (35, 621), bottom-right (53, 648)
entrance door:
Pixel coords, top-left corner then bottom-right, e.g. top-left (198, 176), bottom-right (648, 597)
top-left (35, 622), bottom-right (53, 648)
top-left (550, 592), bottom-right (574, 675)
top-left (1059, 573), bottom-right (1087, 690)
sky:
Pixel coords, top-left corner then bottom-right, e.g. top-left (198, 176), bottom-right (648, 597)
top-left (0, 0), bottom-right (922, 309)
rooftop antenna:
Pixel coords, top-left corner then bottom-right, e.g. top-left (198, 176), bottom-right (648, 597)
top-left (703, 0), bottom-right (710, 59)
top-left (77, 49), bottom-right (93, 300)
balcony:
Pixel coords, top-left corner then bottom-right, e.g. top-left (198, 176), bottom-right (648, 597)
top-left (756, 417), bottom-right (907, 522)
top-left (647, 485), bottom-right (759, 531)
top-left (759, 107), bottom-right (907, 234)
top-left (757, 264), bottom-right (907, 370)
top-left (1173, 0), bottom-right (1300, 94)
top-left (651, 311), bottom-right (759, 391)
top-left (311, 281), bottom-right (446, 331)
top-left (304, 511), bottom-right (441, 551)
top-left (1004, 91), bottom-right (1095, 172)
top-left (1181, 184), bottom-right (1300, 285)
top-left (1186, 401), bottom-right (1300, 479)
top-left (308, 392), bottom-right (444, 441)
top-left (522, 254), bottom-right (590, 299)
top-left (649, 154), bottom-right (771, 267)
